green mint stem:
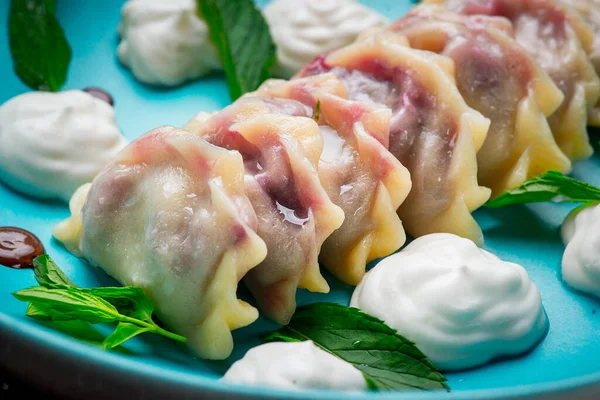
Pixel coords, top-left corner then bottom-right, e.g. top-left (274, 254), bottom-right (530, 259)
top-left (118, 315), bottom-right (186, 343)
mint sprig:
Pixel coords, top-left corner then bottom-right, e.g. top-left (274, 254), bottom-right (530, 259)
top-left (486, 171), bottom-right (600, 208)
top-left (13, 255), bottom-right (185, 349)
top-left (197, 0), bottom-right (276, 100)
top-left (8, 0), bottom-right (71, 91)
top-left (32, 253), bottom-right (75, 288)
top-left (263, 302), bottom-right (449, 392)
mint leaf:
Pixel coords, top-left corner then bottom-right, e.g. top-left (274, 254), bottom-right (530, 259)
top-left (486, 171), bottom-right (600, 208)
top-left (102, 322), bottom-right (151, 350)
top-left (44, 0), bottom-right (56, 13)
top-left (33, 255), bottom-right (76, 288)
top-left (27, 304), bottom-right (104, 339)
top-left (27, 304), bottom-right (113, 347)
top-left (14, 256), bottom-right (186, 346)
top-left (33, 255), bottom-right (154, 322)
top-left (25, 302), bottom-right (66, 321)
top-left (87, 286), bottom-right (154, 322)
top-left (8, 0), bottom-right (71, 91)
top-left (197, 0), bottom-right (275, 100)
top-left (263, 302), bottom-right (449, 392)
top-left (14, 287), bottom-right (120, 324)
top-left (49, 320), bottom-right (105, 345)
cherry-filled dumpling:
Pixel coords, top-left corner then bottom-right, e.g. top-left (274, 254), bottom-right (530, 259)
top-left (253, 74), bottom-right (412, 285)
top-left (299, 32), bottom-right (492, 245)
top-left (570, 0), bottom-right (600, 126)
top-left (185, 98), bottom-right (344, 323)
top-left (391, 5), bottom-right (571, 197)
top-left (53, 126), bottom-right (267, 360)
top-left (438, 0), bottom-right (600, 156)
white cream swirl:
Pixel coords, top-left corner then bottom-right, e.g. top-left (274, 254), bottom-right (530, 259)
top-left (221, 341), bottom-right (366, 390)
top-left (561, 204), bottom-right (600, 298)
top-left (117, 0), bottom-right (220, 86)
top-left (0, 91), bottom-right (128, 202)
top-left (350, 233), bottom-right (548, 371)
top-left (264, 0), bottom-right (388, 78)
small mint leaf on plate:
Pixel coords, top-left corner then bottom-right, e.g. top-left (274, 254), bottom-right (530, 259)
top-left (33, 254), bottom-right (76, 289)
top-left (8, 0), bottom-right (71, 91)
top-left (197, 0), bottom-right (276, 100)
top-left (14, 286), bottom-right (121, 324)
top-left (263, 302), bottom-right (449, 392)
top-left (486, 171), bottom-right (600, 208)
top-left (87, 286), bottom-right (155, 323)
top-left (15, 256), bottom-right (186, 347)
top-left (102, 322), bottom-right (152, 350)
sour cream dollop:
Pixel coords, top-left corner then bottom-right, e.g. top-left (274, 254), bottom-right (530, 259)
top-left (0, 91), bottom-right (128, 202)
top-left (221, 341), bottom-right (366, 390)
top-left (264, 0), bottom-right (388, 78)
top-left (561, 204), bottom-right (600, 298)
top-left (350, 233), bottom-right (548, 371)
top-left (117, 0), bottom-right (220, 86)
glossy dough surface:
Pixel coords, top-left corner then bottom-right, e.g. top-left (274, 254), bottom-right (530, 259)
top-left (300, 33), bottom-right (491, 244)
top-left (438, 0), bottom-right (600, 158)
top-left (391, 4), bottom-right (571, 196)
top-left (253, 74), bottom-right (411, 285)
top-left (55, 126), bottom-right (267, 360)
top-left (570, 0), bottom-right (600, 126)
top-left (185, 98), bottom-right (344, 323)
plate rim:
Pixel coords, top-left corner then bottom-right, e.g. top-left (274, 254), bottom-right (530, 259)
top-left (2, 311), bottom-right (600, 399)
top-left (1, 1), bottom-right (599, 397)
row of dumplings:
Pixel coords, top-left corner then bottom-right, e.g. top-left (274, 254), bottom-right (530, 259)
top-left (55, 0), bottom-right (600, 360)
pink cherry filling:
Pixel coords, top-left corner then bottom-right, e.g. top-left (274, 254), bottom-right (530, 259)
top-left (203, 129), bottom-right (310, 226)
top-left (300, 53), bottom-right (333, 77)
top-left (324, 58), bottom-right (458, 161)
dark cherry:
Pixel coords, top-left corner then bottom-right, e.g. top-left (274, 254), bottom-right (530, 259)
top-left (0, 227), bottom-right (45, 269)
top-left (83, 87), bottom-right (114, 106)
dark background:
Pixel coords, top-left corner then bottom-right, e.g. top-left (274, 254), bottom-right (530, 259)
top-left (0, 368), bottom-right (60, 399)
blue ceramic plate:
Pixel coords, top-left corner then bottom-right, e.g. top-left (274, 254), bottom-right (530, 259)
top-left (2, 1), bottom-right (600, 399)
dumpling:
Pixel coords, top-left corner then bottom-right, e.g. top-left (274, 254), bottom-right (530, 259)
top-left (569, 0), bottom-right (600, 126)
top-left (53, 126), bottom-right (267, 360)
top-left (184, 98), bottom-right (344, 323)
top-left (252, 74), bottom-right (412, 285)
top-left (186, 100), bottom-right (344, 322)
top-left (390, 5), bottom-right (571, 197)
top-left (298, 32), bottom-right (491, 244)
top-left (254, 76), bottom-right (412, 285)
top-left (436, 0), bottom-right (600, 158)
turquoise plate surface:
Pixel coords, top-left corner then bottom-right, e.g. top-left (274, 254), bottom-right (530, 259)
top-left (1, 1), bottom-right (600, 399)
